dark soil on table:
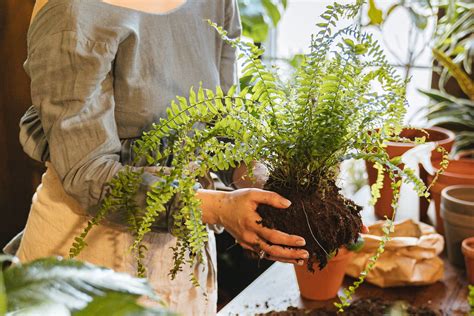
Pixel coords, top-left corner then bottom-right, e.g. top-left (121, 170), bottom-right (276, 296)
top-left (257, 178), bottom-right (362, 270)
top-left (258, 298), bottom-right (440, 316)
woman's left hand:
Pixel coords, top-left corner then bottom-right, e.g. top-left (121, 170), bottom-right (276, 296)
top-left (198, 188), bottom-right (309, 265)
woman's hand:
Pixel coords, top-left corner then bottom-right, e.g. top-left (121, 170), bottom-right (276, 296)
top-left (198, 188), bottom-right (309, 265)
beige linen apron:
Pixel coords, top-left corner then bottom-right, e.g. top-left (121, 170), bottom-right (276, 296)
top-left (16, 163), bottom-right (218, 315)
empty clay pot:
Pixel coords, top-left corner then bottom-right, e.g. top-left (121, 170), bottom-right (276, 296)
top-left (454, 150), bottom-right (474, 160)
top-left (429, 161), bottom-right (474, 234)
top-left (294, 248), bottom-right (353, 300)
top-left (441, 185), bottom-right (474, 267)
top-left (462, 237), bottom-right (474, 284)
top-left (366, 127), bottom-right (455, 220)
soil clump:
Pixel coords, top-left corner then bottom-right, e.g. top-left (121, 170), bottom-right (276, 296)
top-left (257, 179), bottom-right (362, 270)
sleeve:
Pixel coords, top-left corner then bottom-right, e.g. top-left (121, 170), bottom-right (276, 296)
top-left (214, 0), bottom-right (243, 188)
top-left (219, 0), bottom-right (242, 92)
top-left (25, 31), bottom-right (173, 231)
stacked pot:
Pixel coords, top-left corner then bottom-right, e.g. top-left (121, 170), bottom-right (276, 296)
top-left (441, 186), bottom-right (474, 267)
top-left (428, 159), bottom-right (474, 234)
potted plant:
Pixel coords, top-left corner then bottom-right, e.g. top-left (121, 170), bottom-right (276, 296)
top-left (69, 0), bottom-right (445, 310)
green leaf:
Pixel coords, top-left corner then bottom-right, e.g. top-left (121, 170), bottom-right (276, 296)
top-left (355, 44), bottom-right (368, 55)
top-left (368, 0), bottom-right (383, 25)
top-left (0, 256), bottom-right (9, 315)
top-left (343, 38), bottom-right (355, 48)
top-left (262, 0), bottom-right (282, 27)
top-left (238, 0), bottom-right (287, 42)
top-left (4, 257), bottom-right (167, 314)
top-left (74, 292), bottom-right (174, 316)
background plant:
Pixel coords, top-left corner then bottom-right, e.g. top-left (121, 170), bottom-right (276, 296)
top-left (364, 0), bottom-right (434, 83)
top-left (0, 255), bottom-right (174, 316)
top-left (70, 0), bottom-right (446, 310)
top-left (238, 0), bottom-right (288, 44)
top-left (422, 0), bottom-right (474, 153)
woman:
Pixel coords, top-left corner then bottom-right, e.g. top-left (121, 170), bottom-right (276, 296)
top-left (13, 0), bottom-right (309, 314)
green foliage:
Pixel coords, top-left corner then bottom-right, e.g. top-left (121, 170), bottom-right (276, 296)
top-left (424, 0), bottom-right (474, 152)
top-left (432, 0), bottom-right (473, 100)
top-left (70, 1), bottom-right (447, 310)
top-left (238, 0), bottom-right (288, 43)
top-left (367, 0), bottom-right (383, 26)
top-left (469, 285), bottom-right (474, 315)
top-left (0, 256), bottom-right (174, 315)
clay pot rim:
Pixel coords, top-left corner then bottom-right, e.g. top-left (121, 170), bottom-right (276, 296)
top-left (441, 185), bottom-right (474, 207)
top-left (429, 159), bottom-right (474, 180)
top-left (462, 237), bottom-right (474, 258)
top-left (385, 126), bottom-right (456, 148)
top-left (454, 149), bottom-right (474, 160)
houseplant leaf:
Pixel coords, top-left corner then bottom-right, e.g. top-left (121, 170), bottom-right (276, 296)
top-left (3, 257), bottom-right (172, 315)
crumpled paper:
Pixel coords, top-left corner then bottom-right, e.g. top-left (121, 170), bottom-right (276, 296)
top-left (346, 219), bottom-right (444, 287)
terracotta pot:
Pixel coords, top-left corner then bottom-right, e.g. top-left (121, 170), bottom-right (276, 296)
top-left (462, 237), bottom-right (474, 284)
top-left (440, 185), bottom-right (474, 267)
top-left (429, 161), bottom-right (474, 234)
top-left (454, 149), bottom-right (474, 160)
top-left (366, 127), bottom-right (455, 219)
top-left (294, 248), bottom-right (353, 301)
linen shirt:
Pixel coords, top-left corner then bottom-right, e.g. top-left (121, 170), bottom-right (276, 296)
top-left (20, 0), bottom-right (241, 230)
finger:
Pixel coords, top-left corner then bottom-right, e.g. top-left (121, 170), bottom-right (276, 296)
top-left (361, 225), bottom-right (369, 234)
top-left (265, 255), bottom-right (305, 266)
top-left (255, 226), bottom-right (306, 247)
top-left (238, 240), bottom-right (257, 253)
top-left (256, 238), bottom-right (309, 260)
top-left (236, 241), bottom-right (304, 265)
top-left (250, 189), bottom-right (292, 209)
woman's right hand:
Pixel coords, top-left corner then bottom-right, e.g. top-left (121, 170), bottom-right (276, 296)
top-left (198, 188), bottom-right (309, 265)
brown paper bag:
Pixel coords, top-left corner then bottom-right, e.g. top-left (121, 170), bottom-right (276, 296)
top-left (346, 219), bottom-right (444, 287)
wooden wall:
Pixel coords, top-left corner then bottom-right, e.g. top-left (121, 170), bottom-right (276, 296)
top-left (0, 0), bottom-right (43, 247)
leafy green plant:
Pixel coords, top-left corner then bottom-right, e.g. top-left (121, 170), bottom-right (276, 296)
top-left (424, 0), bottom-right (474, 152)
top-left (421, 89), bottom-right (474, 151)
top-left (69, 0), bottom-right (446, 310)
top-left (0, 255), bottom-right (174, 315)
top-left (431, 0), bottom-right (473, 100)
top-left (238, 0), bottom-right (288, 43)
top-left (364, 0), bottom-right (433, 82)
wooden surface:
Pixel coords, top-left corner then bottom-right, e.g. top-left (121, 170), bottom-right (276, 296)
top-left (218, 258), bottom-right (470, 315)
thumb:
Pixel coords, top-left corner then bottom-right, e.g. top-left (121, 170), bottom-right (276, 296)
top-left (253, 190), bottom-right (292, 209)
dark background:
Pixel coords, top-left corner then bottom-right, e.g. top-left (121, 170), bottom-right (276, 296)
top-left (0, 0), bottom-right (44, 248)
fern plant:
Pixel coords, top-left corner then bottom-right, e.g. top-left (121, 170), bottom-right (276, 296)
top-left (70, 0), bottom-right (446, 310)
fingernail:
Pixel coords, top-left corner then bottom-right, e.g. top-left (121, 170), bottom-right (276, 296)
top-left (282, 199), bottom-right (292, 208)
top-left (297, 260), bottom-right (304, 266)
top-left (296, 239), bottom-right (306, 246)
top-left (302, 252), bottom-right (310, 258)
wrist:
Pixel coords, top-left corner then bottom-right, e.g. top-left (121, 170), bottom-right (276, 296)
top-left (196, 189), bottom-right (229, 226)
